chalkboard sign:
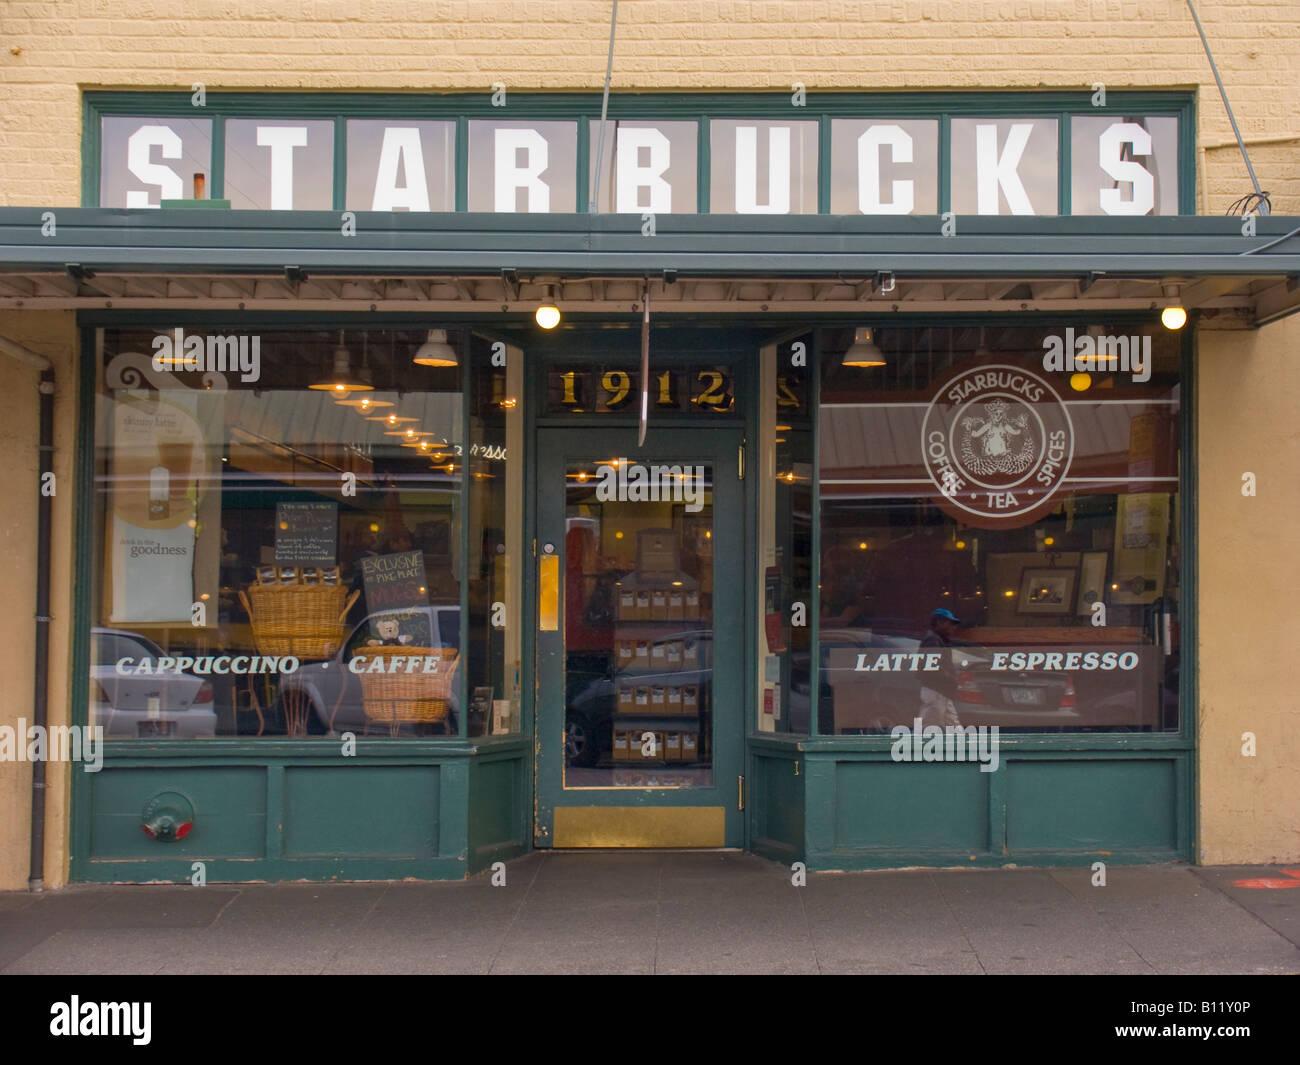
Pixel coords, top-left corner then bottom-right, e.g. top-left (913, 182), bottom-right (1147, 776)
top-left (360, 549), bottom-right (428, 613)
top-left (275, 502), bottom-right (338, 565)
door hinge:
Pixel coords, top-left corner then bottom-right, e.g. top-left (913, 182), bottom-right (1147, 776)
top-left (737, 774), bottom-right (744, 811)
top-left (738, 443), bottom-right (744, 480)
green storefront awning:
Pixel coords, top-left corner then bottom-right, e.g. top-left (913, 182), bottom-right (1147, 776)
top-left (2, 209), bottom-right (1297, 324)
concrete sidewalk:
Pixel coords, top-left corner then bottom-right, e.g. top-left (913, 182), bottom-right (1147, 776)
top-left (2, 853), bottom-right (1298, 975)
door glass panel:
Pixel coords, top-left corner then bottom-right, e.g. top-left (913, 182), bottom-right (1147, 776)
top-left (563, 458), bottom-right (713, 788)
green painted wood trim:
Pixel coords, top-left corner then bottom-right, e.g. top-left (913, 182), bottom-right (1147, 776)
top-left (84, 89), bottom-right (1194, 121)
top-left (264, 763), bottom-right (284, 860)
top-left (440, 758), bottom-right (471, 862)
top-left (801, 750), bottom-right (836, 860)
top-left (938, 113), bottom-right (951, 215)
top-left (81, 96), bottom-right (100, 207)
top-left (332, 116), bottom-right (347, 213)
top-left (809, 326), bottom-right (822, 736)
top-left (23, 210), bottom-right (1296, 277)
top-left (1058, 112), bottom-right (1071, 216)
top-left (696, 117), bottom-right (709, 216)
top-left (92, 741), bottom-right (483, 760)
top-left (458, 329), bottom-right (471, 739)
top-left (1182, 325), bottom-right (1199, 858)
top-left (796, 735), bottom-right (1194, 753)
top-left (817, 114), bottom-right (831, 214)
top-left (69, 325), bottom-right (99, 878)
top-left (1179, 97), bottom-right (1197, 215)
top-left (576, 113), bottom-right (591, 212)
top-left (454, 117), bottom-right (468, 213)
top-left (987, 758), bottom-right (1008, 856)
top-left (210, 112), bottom-right (226, 201)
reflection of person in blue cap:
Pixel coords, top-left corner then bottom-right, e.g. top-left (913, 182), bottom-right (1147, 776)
top-left (919, 607), bottom-right (962, 727)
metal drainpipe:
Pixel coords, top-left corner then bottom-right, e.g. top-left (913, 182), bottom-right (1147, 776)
top-left (0, 335), bottom-right (55, 893)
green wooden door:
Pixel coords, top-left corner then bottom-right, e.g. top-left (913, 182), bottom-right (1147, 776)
top-left (535, 426), bottom-right (746, 848)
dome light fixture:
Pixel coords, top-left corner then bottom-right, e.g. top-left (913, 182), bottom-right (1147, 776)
top-left (535, 284), bottom-right (561, 330)
top-left (841, 326), bottom-right (886, 368)
top-left (412, 329), bottom-right (459, 367)
top-left (1160, 285), bottom-right (1187, 330)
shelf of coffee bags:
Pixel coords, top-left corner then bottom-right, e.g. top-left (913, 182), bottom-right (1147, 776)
top-left (612, 720), bottom-right (701, 763)
top-left (615, 682), bottom-right (703, 715)
top-left (613, 632), bottom-right (707, 673)
top-left (614, 582), bottom-right (702, 622)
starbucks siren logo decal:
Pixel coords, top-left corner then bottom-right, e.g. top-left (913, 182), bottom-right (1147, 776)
top-left (922, 364), bottom-right (1074, 521)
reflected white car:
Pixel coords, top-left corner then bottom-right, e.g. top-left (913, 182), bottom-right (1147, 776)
top-left (90, 628), bottom-right (217, 738)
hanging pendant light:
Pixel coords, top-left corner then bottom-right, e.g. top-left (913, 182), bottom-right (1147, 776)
top-left (335, 334), bottom-right (392, 408)
top-left (335, 393), bottom-right (395, 411)
top-left (413, 329), bottom-right (459, 367)
top-left (842, 326), bottom-right (887, 368)
top-left (309, 330), bottom-right (373, 393)
top-left (535, 284), bottom-right (561, 329)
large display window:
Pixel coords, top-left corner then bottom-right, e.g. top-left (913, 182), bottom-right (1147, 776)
top-left (89, 324), bottom-right (521, 740)
top-left (816, 322), bottom-right (1182, 734)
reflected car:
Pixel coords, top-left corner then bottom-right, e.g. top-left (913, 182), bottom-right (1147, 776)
top-left (90, 628), bottom-right (217, 738)
top-left (813, 629), bottom-right (1080, 732)
top-left (277, 604), bottom-right (461, 736)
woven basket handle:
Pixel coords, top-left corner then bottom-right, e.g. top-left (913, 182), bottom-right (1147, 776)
top-left (339, 588), bottom-right (360, 623)
top-left (238, 588), bottom-right (254, 622)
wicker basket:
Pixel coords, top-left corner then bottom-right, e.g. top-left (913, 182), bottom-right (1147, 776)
top-left (357, 646), bottom-right (458, 725)
top-left (238, 584), bottom-right (359, 661)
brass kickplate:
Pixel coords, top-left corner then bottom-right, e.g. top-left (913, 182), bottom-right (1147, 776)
top-left (553, 806), bottom-right (725, 847)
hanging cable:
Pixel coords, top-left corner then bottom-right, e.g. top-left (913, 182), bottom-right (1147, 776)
top-left (589, 1), bottom-right (619, 214)
top-left (1185, 0), bottom-right (1269, 213)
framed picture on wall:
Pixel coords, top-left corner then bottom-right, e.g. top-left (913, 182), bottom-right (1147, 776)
top-left (1018, 567), bottom-right (1077, 615)
top-left (1076, 551), bottom-right (1108, 615)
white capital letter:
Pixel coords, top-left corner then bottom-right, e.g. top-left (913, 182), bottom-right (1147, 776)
top-left (976, 123), bottom-right (1034, 215)
top-left (617, 128), bottom-right (672, 214)
top-left (494, 128), bottom-right (549, 212)
top-left (1098, 123), bottom-right (1154, 216)
top-left (858, 125), bottom-right (914, 214)
top-left (257, 126), bottom-right (309, 210)
top-left (373, 127), bottom-right (430, 211)
top-left (125, 125), bottom-right (183, 208)
top-left (735, 126), bottom-right (790, 214)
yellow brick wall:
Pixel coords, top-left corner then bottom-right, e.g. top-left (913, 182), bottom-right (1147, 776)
top-left (0, 0), bottom-right (1297, 212)
top-left (1196, 315), bottom-right (1300, 865)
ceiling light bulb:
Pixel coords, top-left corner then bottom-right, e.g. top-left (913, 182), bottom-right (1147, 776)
top-left (536, 284), bottom-right (561, 329)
